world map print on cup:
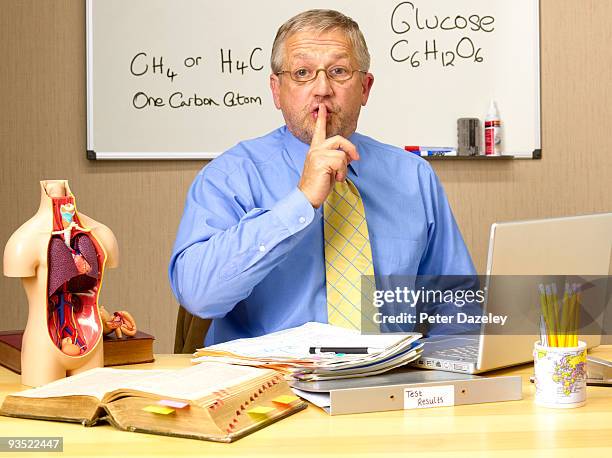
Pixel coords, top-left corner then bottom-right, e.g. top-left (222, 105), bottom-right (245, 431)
top-left (533, 341), bottom-right (587, 408)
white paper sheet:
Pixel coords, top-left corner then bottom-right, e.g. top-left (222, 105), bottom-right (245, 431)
top-left (201, 322), bottom-right (414, 359)
top-left (291, 387), bottom-right (331, 408)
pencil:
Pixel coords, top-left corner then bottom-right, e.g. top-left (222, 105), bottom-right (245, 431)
top-left (559, 282), bottom-right (570, 347)
top-left (539, 315), bottom-right (548, 346)
top-left (552, 284), bottom-right (562, 346)
top-left (573, 283), bottom-right (581, 347)
top-left (538, 284), bottom-right (552, 346)
top-left (545, 284), bottom-right (558, 346)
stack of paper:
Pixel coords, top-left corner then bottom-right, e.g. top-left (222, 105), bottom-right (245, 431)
top-left (192, 322), bottom-right (423, 381)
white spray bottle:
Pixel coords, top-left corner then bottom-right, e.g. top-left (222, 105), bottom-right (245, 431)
top-left (484, 100), bottom-right (502, 156)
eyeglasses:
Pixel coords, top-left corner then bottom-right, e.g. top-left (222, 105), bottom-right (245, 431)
top-left (275, 66), bottom-right (366, 83)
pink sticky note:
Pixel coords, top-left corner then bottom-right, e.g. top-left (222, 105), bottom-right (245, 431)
top-left (158, 399), bottom-right (189, 409)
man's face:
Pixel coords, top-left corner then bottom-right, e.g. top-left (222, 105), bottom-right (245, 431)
top-left (270, 29), bottom-right (374, 144)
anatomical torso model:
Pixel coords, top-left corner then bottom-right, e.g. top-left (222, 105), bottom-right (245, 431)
top-left (3, 180), bottom-right (118, 386)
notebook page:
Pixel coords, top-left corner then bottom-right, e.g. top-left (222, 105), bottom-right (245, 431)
top-left (204, 322), bottom-right (411, 358)
top-left (118, 362), bottom-right (272, 401)
top-left (14, 368), bottom-right (168, 400)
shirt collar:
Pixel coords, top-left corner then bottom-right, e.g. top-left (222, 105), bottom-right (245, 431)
top-left (282, 126), bottom-right (360, 177)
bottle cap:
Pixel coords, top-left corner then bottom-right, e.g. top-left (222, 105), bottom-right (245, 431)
top-left (487, 100), bottom-right (499, 119)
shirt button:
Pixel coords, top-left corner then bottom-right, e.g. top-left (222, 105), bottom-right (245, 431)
top-left (259, 244), bottom-right (266, 252)
top-left (298, 216), bottom-right (306, 224)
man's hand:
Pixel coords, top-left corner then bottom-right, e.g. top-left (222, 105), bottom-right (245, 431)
top-left (298, 104), bottom-right (359, 208)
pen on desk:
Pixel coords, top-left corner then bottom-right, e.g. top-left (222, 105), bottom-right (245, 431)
top-left (308, 347), bottom-right (383, 355)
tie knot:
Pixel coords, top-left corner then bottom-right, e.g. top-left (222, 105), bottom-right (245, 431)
top-left (335, 180), bottom-right (349, 191)
top-left (333, 178), bottom-right (358, 199)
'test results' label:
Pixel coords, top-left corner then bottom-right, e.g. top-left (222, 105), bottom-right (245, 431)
top-left (404, 385), bottom-right (455, 409)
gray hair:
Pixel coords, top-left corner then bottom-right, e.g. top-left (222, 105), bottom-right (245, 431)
top-left (270, 9), bottom-right (371, 73)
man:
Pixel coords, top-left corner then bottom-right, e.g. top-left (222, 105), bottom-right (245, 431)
top-left (169, 9), bottom-right (476, 345)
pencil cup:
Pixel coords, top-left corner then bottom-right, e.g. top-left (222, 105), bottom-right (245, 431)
top-left (533, 341), bottom-right (587, 408)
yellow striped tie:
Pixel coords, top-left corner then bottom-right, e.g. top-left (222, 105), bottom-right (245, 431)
top-left (324, 179), bottom-right (374, 331)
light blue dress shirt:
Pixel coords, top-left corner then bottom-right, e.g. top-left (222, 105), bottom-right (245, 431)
top-left (169, 126), bottom-right (476, 345)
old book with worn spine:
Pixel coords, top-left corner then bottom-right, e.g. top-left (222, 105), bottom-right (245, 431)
top-left (0, 362), bottom-right (307, 442)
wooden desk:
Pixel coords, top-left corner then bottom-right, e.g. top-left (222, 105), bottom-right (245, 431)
top-left (1, 347), bottom-right (611, 457)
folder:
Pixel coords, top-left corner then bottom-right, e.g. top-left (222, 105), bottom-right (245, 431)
top-left (291, 368), bottom-right (522, 415)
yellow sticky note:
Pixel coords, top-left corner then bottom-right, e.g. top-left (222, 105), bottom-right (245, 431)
top-left (272, 395), bottom-right (300, 405)
top-left (247, 406), bottom-right (276, 417)
top-left (143, 405), bottom-right (175, 415)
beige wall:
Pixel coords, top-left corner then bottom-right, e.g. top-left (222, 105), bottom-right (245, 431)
top-left (1, 0), bottom-right (610, 353)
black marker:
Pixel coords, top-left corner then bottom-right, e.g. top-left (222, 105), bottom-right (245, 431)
top-left (308, 347), bottom-right (383, 355)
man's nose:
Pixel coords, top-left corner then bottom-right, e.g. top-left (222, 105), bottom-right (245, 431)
top-left (312, 70), bottom-right (333, 97)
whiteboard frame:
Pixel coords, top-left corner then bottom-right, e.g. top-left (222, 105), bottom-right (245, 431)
top-left (86, 0), bottom-right (94, 157)
top-left (85, 0), bottom-right (542, 161)
top-left (531, 0), bottom-right (542, 159)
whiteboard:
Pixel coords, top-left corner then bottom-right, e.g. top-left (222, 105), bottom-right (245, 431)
top-left (86, 0), bottom-right (540, 159)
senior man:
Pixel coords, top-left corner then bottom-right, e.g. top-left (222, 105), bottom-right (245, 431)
top-left (169, 9), bottom-right (476, 345)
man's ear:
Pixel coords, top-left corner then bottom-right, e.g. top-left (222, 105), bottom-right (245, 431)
top-left (269, 73), bottom-right (282, 109)
top-left (361, 72), bottom-right (374, 106)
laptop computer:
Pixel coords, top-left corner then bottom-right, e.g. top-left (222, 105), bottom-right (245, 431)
top-left (413, 212), bottom-right (612, 374)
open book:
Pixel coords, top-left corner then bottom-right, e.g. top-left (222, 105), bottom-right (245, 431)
top-left (0, 362), bottom-right (306, 442)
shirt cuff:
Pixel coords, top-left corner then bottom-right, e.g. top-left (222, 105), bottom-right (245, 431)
top-left (270, 187), bottom-right (318, 235)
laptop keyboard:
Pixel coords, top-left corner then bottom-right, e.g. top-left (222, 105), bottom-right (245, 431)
top-left (429, 344), bottom-right (479, 361)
